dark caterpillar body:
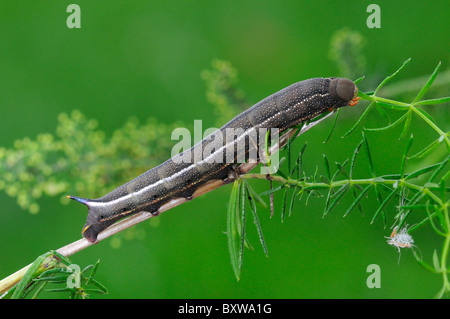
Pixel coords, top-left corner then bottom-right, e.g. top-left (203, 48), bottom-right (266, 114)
top-left (69, 77), bottom-right (358, 242)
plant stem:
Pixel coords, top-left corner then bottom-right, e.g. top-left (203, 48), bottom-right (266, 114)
top-left (410, 106), bottom-right (450, 148)
top-left (240, 174), bottom-right (444, 206)
top-left (0, 111), bottom-right (335, 296)
top-left (438, 199), bottom-right (450, 298)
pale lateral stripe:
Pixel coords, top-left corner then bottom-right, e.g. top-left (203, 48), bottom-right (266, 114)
top-left (88, 92), bottom-right (329, 208)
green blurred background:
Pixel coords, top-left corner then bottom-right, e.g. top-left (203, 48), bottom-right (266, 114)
top-left (0, 0), bottom-right (448, 298)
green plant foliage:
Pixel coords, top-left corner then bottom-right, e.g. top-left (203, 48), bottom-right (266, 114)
top-left (3, 251), bottom-right (106, 299)
top-left (226, 180), bottom-right (268, 281)
top-left (0, 111), bottom-right (182, 214)
top-left (1, 38), bottom-right (449, 298)
top-left (235, 60), bottom-right (450, 297)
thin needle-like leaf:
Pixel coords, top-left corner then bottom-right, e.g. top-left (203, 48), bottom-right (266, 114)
top-left (11, 252), bottom-right (54, 299)
top-left (245, 181), bottom-right (268, 257)
top-left (363, 111), bottom-right (408, 132)
top-left (413, 250), bottom-right (438, 274)
top-left (414, 107), bottom-right (437, 125)
top-left (408, 137), bottom-right (441, 160)
top-left (415, 97), bottom-right (450, 105)
top-left (239, 181), bottom-right (247, 274)
top-left (281, 188), bottom-right (289, 222)
top-left (401, 134), bottom-right (414, 178)
top-left (227, 180), bottom-right (241, 281)
top-left (354, 75), bottom-right (366, 84)
top-left (362, 132), bottom-right (376, 177)
top-left (428, 156), bottom-right (449, 183)
top-left (399, 111), bottom-right (412, 139)
top-left (323, 109), bottom-right (340, 143)
top-left (323, 183), bottom-right (350, 217)
top-left (246, 182), bottom-right (267, 208)
top-left (412, 61), bottom-right (441, 104)
top-left (425, 202), bottom-right (446, 237)
top-left (371, 185), bottom-right (386, 225)
top-left (371, 186), bottom-right (399, 224)
top-left (405, 162), bottom-right (444, 180)
top-left (342, 100), bottom-right (374, 137)
top-left (373, 103), bottom-right (391, 124)
top-left (288, 186), bottom-right (298, 217)
top-left (292, 143), bottom-right (307, 179)
top-left (375, 58), bottom-right (411, 94)
top-left (349, 140), bottom-right (363, 179)
top-left (323, 154), bottom-right (331, 181)
top-left (343, 184), bottom-right (373, 218)
top-left (259, 184), bottom-right (284, 197)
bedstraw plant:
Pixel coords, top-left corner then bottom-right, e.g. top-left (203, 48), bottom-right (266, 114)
top-left (0, 30), bottom-right (448, 297)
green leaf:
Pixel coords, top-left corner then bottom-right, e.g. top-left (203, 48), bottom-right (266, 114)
top-left (428, 156), bottom-right (449, 183)
top-left (405, 162), bottom-right (443, 180)
top-left (287, 136), bottom-right (292, 173)
top-left (412, 61), bottom-right (441, 104)
top-left (362, 132), bottom-right (376, 177)
top-left (239, 182), bottom-right (247, 274)
top-left (370, 185), bottom-right (389, 225)
top-left (414, 107), bottom-right (437, 125)
top-left (343, 184), bottom-right (372, 218)
top-left (415, 97), bottom-right (450, 105)
top-left (246, 182), bottom-right (267, 208)
top-left (364, 111), bottom-right (408, 132)
top-left (276, 166), bottom-right (288, 180)
top-left (373, 102), bottom-right (391, 124)
top-left (259, 184), bottom-right (284, 197)
top-left (413, 250), bottom-right (437, 274)
top-left (425, 202), bottom-right (446, 237)
top-left (375, 58), bottom-right (411, 94)
top-left (323, 154), bottom-right (331, 181)
top-left (292, 142), bottom-right (307, 179)
top-left (227, 180), bottom-right (241, 281)
top-left (30, 282), bottom-right (47, 299)
top-left (342, 101), bottom-right (374, 138)
top-left (89, 278), bottom-right (108, 295)
top-left (323, 183), bottom-right (350, 217)
top-left (280, 188), bottom-right (289, 222)
top-left (245, 181), bottom-right (268, 257)
top-left (335, 161), bottom-right (352, 181)
top-left (323, 109), bottom-right (340, 143)
top-left (11, 251), bottom-right (55, 299)
top-left (288, 186), bottom-right (298, 217)
top-left (408, 137), bottom-right (441, 160)
top-left (399, 111), bottom-right (412, 139)
top-left (401, 134), bottom-right (414, 178)
top-left (349, 140), bottom-right (364, 179)
top-left (354, 75), bottom-right (366, 84)
top-left (85, 259), bottom-right (101, 286)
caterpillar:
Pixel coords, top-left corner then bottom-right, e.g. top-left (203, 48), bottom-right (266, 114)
top-left (68, 77), bottom-right (359, 243)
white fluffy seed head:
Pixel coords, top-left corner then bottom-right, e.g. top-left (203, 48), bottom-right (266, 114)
top-left (386, 226), bottom-right (415, 251)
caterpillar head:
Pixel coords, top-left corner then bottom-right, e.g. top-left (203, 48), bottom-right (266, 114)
top-left (328, 78), bottom-right (359, 108)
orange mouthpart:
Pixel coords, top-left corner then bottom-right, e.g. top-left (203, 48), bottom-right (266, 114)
top-left (349, 96), bottom-right (360, 107)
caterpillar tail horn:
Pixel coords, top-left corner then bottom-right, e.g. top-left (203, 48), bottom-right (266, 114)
top-left (66, 195), bottom-right (110, 243)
